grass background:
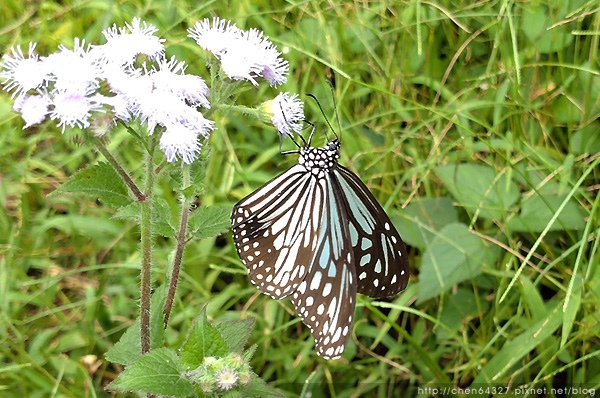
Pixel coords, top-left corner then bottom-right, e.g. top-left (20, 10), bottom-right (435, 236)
top-left (1, 0), bottom-right (599, 396)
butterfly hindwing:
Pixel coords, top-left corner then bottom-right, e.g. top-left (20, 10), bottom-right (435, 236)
top-left (232, 164), bottom-right (324, 299)
top-left (334, 165), bottom-right (409, 298)
top-left (290, 175), bottom-right (356, 359)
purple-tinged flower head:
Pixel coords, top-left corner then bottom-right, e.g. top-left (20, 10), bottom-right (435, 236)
top-left (98, 17), bottom-right (165, 66)
top-left (13, 94), bottom-right (51, 128)
top-left (43, 38), bottom-right (101, 94)
top-left (188, 17), bottom-right (242, 55)
top-left (49, 89), bottom-right (102, 132)
top-left (269, 92), bottom-right (304, 136)
top-left (0, 43), bottom-right (49, 98)
top-left (189, 19), bottom-right (289, 87)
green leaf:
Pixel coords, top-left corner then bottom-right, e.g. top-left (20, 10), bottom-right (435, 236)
top-left (418, 223), bottom-right (500, 302)
top-left (216, 318), bottom-right (255, 353)
top-left (438, 288), bottom-right (489, 340)
top-left (570, 123), bottom-right (600, 155)
top-left (113, 198), bottom-right (175, 237)
top-left (520, 5), bottom-right (547, 42)
top-left (435, 164), bottom-right (519, 220)
top-left (180, 307), bottom-right (228, 370)
top-left (105, 285), bottom-right (166, 366)
top-left (506, 193), bottom-right (586, 232)
top-left (392, 197), bottom-right (459, 250)
top-left (188, 205), bottom-right (232, 240)
top-left (520, 5), bottom-right (572, 53)
top-left (50, 162), bottom-right (131, 208)
top-left (552, 96), bottom-right (581, 124)
top-left (474, 301), bottom-right (563, 383)
top-left (108, 348), bottom-right (194, 397)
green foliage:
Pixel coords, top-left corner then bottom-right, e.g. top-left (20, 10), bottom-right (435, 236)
top-left (109, 308), bottom-right (276, 397)
top-left (109, 348), bottom-right (195, 396)
top-left (50, 161), bottom-right (132, 208)
top-left (105, 285), bottom-right (166, 366)
top-left (113, 198), bottom-right (176, 237)
top-left (188, 205), bottom-right (233, 240)
top-left (418, 223), bottom-right (500, 302)
top-left (1, 0), bottom-right (599, 396)
top-left (180, 308), bottom-right (229, 369)
top-left (435, 164), bottom-right (520, 220)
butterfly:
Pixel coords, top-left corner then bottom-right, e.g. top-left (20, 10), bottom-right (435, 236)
top-left (231, 129), bottom-right (409, 359)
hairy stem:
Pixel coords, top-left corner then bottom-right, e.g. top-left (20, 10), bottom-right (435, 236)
top-left (94, 137), bottom-right (147, 202)
top-left (164, 164), bottom-right (192, 327)
top-left (140, 137), bottom-right (157, 354)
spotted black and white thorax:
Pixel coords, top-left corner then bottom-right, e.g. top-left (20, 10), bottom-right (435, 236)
top-left (231, 138), bottom-right (409, 360)
top-left (298, 139), bottom-right (340, 178)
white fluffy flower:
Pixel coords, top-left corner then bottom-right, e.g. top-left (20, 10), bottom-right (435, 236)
top-left (13, 94), bottom-right (51, 128)
top-left (188, 17), bottom-right (242, 55)
top-left (215, 368), bottom-right (238, 391)
top-left (159, 123), bottom-right (203, 164)
top-left (189, 20), bottom-right (288, 86)
top-left (219, 28), bottom-right (288, 86)
top-left (150, 57), bottom-right (210, 108)
top-left (43, 38), bottom-right (101, 93)
top-left (0, 43), bottom-right (49, 97)
top-left (99, 17), bottom-right (165, 65)
top-left (270, 92), bottom-right (304, 136)
top-left (49, 90), bottom-right (102, 131)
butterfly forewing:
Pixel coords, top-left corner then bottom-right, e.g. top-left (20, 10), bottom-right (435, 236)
top-left (290, 176), bottom-right (356, 359)
top-left (232, 164), bottom-right (323, 299)
top-left (334, 165), bottom-right (409, 298)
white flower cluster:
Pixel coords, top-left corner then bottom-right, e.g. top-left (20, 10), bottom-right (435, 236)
top-left (188, 17), bottom-right (288, 87)
top-left (1, 16), bottom-right (304, 160)
top-left (0, 18), bottom-right (213, 164)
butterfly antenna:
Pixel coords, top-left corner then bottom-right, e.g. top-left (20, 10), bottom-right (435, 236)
top-left (304, 119), bottom-right (316, 146)
top-left (307, 93), bottom-right (339, 141)
top-left (327, 77), bottom-right (343, 141)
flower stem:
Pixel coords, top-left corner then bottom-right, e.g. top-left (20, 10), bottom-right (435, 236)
top-left (94, 137), bottom-right (147, 202)
top-left (164, 164), bottom-right (192, 328)
top-left (140, 136), bottom-right (157, 354)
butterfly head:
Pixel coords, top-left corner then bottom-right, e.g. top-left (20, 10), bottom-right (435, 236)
top-left (299, 139), bottom-right (340, 178)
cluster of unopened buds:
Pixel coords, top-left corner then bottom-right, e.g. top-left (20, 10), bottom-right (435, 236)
top-left (0, 17), bottom-right (307, 164)
top-left (183, 353), bottom-right (252, 393)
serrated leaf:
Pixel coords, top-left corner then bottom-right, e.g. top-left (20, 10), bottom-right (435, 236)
top-left (113, 198), bottom-right (175, 237)
top-left (105, 285), bottom-right (166, 366)
top-left (188, 205), bottom-right (232, 240)
top-left (392, 197), bottom-right (458, 250)
top-left (216, 318), bottom-right (255, 353)
top-left (51, 162), bottom-right (131, 208)
top-left (418, 223), bottom-right (500, 302)
top-left (180, 307), bottom-right (228, 370)
top-left (109, 348), bottom-right (194, 397)
top-left (243, 344), bottom-right (257, 362)
top-left (506, 193), bottom-right (586, 232)
top-left (435, 164), bottom-right (519, 220)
